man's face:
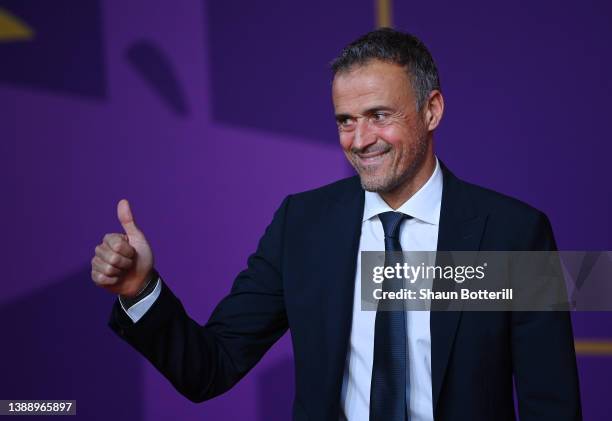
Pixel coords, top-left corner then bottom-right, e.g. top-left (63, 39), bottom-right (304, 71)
top-left (332, 60), bottom-right (432, 193)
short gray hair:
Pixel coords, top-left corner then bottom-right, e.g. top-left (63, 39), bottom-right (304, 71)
top-left (331, 28), bottom-right (441, 111)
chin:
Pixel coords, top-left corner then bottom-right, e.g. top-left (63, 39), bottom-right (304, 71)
top-left (358, 174), bottom-right (396, 193)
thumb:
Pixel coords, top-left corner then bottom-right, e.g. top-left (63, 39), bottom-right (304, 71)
top-left (117, 199), bottom-right (144, 238)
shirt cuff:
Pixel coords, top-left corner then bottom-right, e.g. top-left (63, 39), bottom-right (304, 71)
top-left (119, 277), bottom-right (162, 323)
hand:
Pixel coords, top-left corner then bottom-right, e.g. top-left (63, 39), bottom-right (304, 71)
top-left (91, 199), bottom-right (155, 298)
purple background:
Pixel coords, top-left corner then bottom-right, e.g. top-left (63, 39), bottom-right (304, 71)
top-left (2, 0), bottom-right (611, 419)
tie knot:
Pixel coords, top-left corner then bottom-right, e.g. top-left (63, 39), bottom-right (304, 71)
top-left (378, 211), bottom-right (410, 239)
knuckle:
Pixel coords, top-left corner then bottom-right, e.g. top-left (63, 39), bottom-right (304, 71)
top-left (110, 240), bottom-right (123, 252)
top-left (108, 253), bottom-right (120, 266)
top-left (92, 271), bottom-right (101, 283)
top-left (104, 233), bottom-right (120, 248)
top-left (102, 262), bottom-right (112, 275)
top-left (105, 262), bottom-right (119, 275)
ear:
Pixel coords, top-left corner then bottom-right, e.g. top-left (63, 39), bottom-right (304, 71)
top-left (424, 90), bottom-right (444, 131)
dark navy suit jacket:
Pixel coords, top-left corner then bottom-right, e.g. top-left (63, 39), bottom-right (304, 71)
top-left (109, 164), bottom-right (581, 420)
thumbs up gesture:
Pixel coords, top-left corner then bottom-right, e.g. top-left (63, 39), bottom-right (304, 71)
top-left (91, 199), bottom-right (155, 298)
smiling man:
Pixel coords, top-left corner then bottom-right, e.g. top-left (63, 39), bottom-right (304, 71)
top-left (94, 28), bottom-right (581, 420)
top-left (333, 58), bottom-right (441, 209)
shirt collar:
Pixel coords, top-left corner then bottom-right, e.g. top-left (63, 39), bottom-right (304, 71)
top-left (362, 156), bottom-right (442, 225)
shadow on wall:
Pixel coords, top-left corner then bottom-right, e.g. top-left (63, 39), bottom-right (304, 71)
top-left (204, 0), bottom-right (372, 145)
top-left (126, 40), bottom-right (190, 117)
top-left (257, 356), bottom-right (294, 421)
top-left (0, 267), bottom-right (144, 421)
top-left (0, 0), bottom-right (106, 98)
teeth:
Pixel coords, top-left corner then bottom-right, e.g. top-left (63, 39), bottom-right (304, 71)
top-left (360, 151), bottom-right (386, 159)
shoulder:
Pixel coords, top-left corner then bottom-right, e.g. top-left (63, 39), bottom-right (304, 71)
top-left (439, 159), bottom-right (545, 222)
top-left (267, 176), bottom-right (363, 231)
top-left (446, 171), bottom-right (556, 250)
top-left (459, 178), bottom-right (546, 221)
top-left (287, 175), bottom-right (362, 207)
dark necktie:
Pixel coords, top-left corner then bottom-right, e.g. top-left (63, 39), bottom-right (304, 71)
top-left (370, 211), bottom-right (411, 421)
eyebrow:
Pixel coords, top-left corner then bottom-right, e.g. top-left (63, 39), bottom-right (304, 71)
top-left (335, 106), bottom-right (395, 121)
top-left (335, 113), bottom-right (352, 122)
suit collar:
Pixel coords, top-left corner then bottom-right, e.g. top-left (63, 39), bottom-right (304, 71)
top-left (435, 161), bottom-right (488, 253)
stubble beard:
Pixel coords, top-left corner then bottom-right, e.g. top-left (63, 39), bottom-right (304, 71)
top-left (351, 136), bottom-right (429, 194)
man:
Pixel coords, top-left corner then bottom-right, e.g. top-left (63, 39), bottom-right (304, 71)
top-left (91, 28), bottom-right (581, 420)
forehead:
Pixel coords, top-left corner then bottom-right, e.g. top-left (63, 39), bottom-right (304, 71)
top-left (332, 60), bottom-right (414, 111)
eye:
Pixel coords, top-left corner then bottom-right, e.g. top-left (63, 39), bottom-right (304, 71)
top-left (337, 117), bottom-right (356, 130)
top-left (372, 112), bottom-right (389, 122)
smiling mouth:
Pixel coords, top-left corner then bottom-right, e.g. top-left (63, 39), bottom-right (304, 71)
top-left (355, 149), bottom-right (390, 166)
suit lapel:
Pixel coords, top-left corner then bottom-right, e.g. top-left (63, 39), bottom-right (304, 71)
top-left (316, 177), bottom-right (365, 416)
top-left (431, 163), bottom-right (488, 414)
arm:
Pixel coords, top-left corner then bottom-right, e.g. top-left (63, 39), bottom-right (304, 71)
top-left (108, 196), bottom-right (291, 402)
top-left (511, 212), bottom-right (582, 420)
top-left (119, 276), bottom-right (162, 323)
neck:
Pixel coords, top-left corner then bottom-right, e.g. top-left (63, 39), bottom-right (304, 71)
top-left (380, 151), bottom-right (436, 210)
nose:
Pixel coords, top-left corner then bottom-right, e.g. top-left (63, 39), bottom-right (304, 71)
top-left (352, 117), bottom-right (377, 151)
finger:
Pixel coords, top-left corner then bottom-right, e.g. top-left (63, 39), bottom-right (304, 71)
top-left (91, 256), bottom-right (122, 277)
top-left (91, 269), bottom-right (119, 286)
top-left (102, 234), bottom-right (135, 259)
top-left (95, 243), bottom-right (134, 269)
top-left (117, 199), bottom-right (144, 238)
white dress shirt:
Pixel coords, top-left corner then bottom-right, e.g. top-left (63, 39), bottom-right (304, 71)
top-left (122, 158), bottom-right (442, 421)
top-left (120, 276), bottom-right (161, 322)
top-left (340, 157), bottom-right (442, 421)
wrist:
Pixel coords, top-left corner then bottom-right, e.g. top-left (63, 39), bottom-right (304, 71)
top-left (119, 268), bottom-right (158, 308)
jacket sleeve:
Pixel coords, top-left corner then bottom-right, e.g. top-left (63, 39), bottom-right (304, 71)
top-left (108, 196), bottom-right (291, 402)
top-left (511, 211), bottom-right (582, 420)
